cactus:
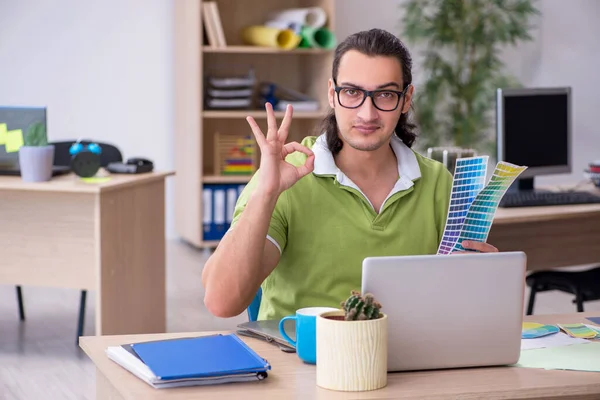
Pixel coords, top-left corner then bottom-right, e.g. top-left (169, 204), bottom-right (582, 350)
top-left (340, 290), bottom-right (382, 321)
top-left (24, 122), bottom-right (48, 147)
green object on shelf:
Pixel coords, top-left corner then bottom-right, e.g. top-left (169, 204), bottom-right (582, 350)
top-left (298, 26), bottom-right (336, 49)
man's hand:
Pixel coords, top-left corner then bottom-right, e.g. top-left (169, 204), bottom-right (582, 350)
top-left (452, 240), bottom-right (499, 254)
top-left (246, 102), bottom-right (315, 197)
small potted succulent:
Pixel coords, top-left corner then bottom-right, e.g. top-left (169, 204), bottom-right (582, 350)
top-left (18, 122), bottom-right (54, 182)
top-left (316, 290), bottom-right (388, 392)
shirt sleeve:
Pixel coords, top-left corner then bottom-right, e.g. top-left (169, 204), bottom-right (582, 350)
top-left (228, 172), bottom-right (288, 254)
top-left (434, 166), bottom-right (453, 246)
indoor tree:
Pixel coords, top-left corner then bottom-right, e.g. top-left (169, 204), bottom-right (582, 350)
top-left (401, 0), bottom-right (540, 153)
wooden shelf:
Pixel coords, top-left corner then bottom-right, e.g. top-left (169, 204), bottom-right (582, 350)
top-left (174, 0), bottom-right (335, 248)
top-left (203, 175), bottom-right (252, 184)
top-left (203, 110), bottom-right (327, 119)
top-left (203, 46), bottom-right (332, 54)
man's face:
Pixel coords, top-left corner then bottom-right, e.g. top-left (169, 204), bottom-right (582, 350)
top-left (328, 50), bottom-right (413, 152)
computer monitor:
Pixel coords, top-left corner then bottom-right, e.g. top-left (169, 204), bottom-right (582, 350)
top-left (0, 106), bottom-right (47, 167)
top-left (496, 87), bottom-right (571, 192)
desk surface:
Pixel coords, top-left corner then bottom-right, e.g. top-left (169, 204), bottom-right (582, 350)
top-left (80, 312), bottom-right (600, 400)
top-left (0, 171), bottom-right (174, 193)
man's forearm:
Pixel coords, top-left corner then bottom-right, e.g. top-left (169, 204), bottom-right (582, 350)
top-left (202, 189), bottom-right (279, 317)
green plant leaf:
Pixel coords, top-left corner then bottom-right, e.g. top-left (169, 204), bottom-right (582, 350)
top-left (401, 0), bottom-right (539, 153)
top-left (24, 122), bottom-right (48, 147)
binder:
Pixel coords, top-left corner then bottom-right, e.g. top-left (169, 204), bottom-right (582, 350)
top-left (106, 334), bottom-right (270, 389)
top-left (202, 183), bottom-right (247, 241)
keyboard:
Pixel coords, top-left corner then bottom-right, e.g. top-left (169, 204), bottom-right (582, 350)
top-left (499, 190), bottom-right (600, 208)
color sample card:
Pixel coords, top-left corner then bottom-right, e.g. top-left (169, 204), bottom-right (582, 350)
top-left (437, 156), bottom-right (488, 255)
top-left (586, 317), bottom-right (600, 325)
top-left (451, 161), bottom-right (527, 252)
top-left (558, 323), bottom-right (598, 339)
top-left (522, 322), bottom-right (559, 339)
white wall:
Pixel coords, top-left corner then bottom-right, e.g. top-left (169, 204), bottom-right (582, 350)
top-left (0, 0), bottom-right (176, 236)
top-left (1, 1), bottom-right (598, 240)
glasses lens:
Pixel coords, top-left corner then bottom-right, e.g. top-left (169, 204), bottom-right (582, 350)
top-left (338, 88), bottom-right (365, 108)
top-left (372, 90), bottom-right (400, 111)
top-left (338, 88), bottom-right (400, 111)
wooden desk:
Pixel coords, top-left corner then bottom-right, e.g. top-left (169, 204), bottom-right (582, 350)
top-left (81, 312), bottom-right (600, 399)
top-left (0, 172), bottom-right (173, 336)
top-left (490, 185), bottom-right (600, 270)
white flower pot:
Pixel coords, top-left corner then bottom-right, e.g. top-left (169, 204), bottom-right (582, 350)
top-left (18, 145), bottom-right (55, 182)
top-left (316, 310), bottom-right (388, 392)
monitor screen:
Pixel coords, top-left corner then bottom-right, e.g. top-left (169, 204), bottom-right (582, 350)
top-left (0, 107), bottom-right (47, 166)
top-left (498, 88), bottom-right (570, 174)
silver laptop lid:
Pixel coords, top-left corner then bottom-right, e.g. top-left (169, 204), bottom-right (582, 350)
top-left (362, 251), bottom-right (526, 371)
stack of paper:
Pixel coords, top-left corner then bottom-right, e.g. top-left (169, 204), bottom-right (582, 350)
top-left (517, 321), bottom-right (600, 372)
top-left (106, 334), bottom-right (270, 389)
top-left (516, 343), bottom-right (600, 372)
top-left (521, 332), bottom-right (589, 351)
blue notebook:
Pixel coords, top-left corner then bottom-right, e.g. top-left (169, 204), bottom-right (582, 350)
top-left (130, 333), bottom-right (270, 381)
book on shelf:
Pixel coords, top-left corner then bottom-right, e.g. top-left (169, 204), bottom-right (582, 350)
top-left (106, 333), bottom-right (270, 389)
top-left (204, 69), bottom-right (256, 110)
top-left (202, 1), bottom-right (226, 48)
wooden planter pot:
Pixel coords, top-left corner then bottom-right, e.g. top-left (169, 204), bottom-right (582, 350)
top-left (315, 310), bottom-right (388, 392)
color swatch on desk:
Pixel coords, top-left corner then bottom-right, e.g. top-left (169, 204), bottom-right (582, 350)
top-left (451, 161), bottom-right (527, 252)
top-left (437, 156), bottom-right (488, 255)
top-left (522, 322), bottom-right (559, 339)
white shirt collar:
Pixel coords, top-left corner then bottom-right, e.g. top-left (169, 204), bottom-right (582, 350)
top-left (312, 133), bottom-right (422, 186)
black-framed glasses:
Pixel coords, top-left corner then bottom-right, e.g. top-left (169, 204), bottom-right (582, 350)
top-left (333, 79), bottom-right (409, 112)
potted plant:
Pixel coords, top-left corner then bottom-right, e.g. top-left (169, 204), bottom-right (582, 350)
top-left (316, 290), bottom-right (388, 392)
top-left (401, 0), bottom-right (539, 156)
top-left (18, 122), bottom-right (54, 182)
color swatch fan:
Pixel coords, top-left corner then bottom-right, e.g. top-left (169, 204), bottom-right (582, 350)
top-left (437, 157), bottom-right (527, 255)
top-left (437, 156), bottom-right (488, 255)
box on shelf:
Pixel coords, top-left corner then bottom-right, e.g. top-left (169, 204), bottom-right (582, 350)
top-left (214, 132), bottom-right (257, 176)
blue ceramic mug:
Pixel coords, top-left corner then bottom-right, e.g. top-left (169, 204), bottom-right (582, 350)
top-left (279, 307), bottom-right (337, 364)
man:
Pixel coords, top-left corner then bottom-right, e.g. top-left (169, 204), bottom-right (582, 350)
top-left (202, 29), bottom-right (498, 320)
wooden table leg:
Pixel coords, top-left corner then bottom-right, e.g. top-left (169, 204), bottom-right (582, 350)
top-left (96, 179), bottom-right (167, 335)
top-left (97, 368), bottom-right (126, 400)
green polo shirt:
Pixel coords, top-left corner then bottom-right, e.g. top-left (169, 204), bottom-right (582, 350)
top-left (229, 134), bottom-right (452, 320)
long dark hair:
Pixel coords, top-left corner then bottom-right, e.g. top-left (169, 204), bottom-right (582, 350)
top-left (316, 29), bottom-right (418, 154)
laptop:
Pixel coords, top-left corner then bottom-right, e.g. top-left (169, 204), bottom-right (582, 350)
top-left (237, 319), bottom-right (296, 353)
top-left (0, 106), bottom-right (70, 177)
top-left (361, 251), bottom-right (526, 372)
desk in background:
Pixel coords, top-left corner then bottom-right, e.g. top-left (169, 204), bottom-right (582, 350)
top-left (491, 194), bottom-right (600, 270)
top-left (0, 172), bottom-right (173, 336)
top-left (80, 312), bottom-right (600, 399)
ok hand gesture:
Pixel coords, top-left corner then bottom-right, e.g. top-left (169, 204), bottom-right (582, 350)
top-left (246, 103), bottom-right (315, 197)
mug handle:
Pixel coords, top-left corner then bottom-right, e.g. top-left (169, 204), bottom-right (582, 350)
top-left (279, 316), bottom-right (297, 347)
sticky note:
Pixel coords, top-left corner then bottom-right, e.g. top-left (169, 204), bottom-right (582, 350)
top-left (80, 176), bottom-right (112, 184)
top-left (5, 129), bottom-right (24, 153)
top-left (0, 123), bottom-right (7, 145)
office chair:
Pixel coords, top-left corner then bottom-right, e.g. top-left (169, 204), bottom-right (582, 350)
top-left (15, 140), bottom-right (123, 343)
top-left (526, 265), bottom-right (600, 315)
top-left (247, 287), bottom-right (262, 322)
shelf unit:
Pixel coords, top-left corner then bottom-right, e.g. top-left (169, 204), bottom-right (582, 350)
top-left (174, 0), bottom-right (336, 248)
